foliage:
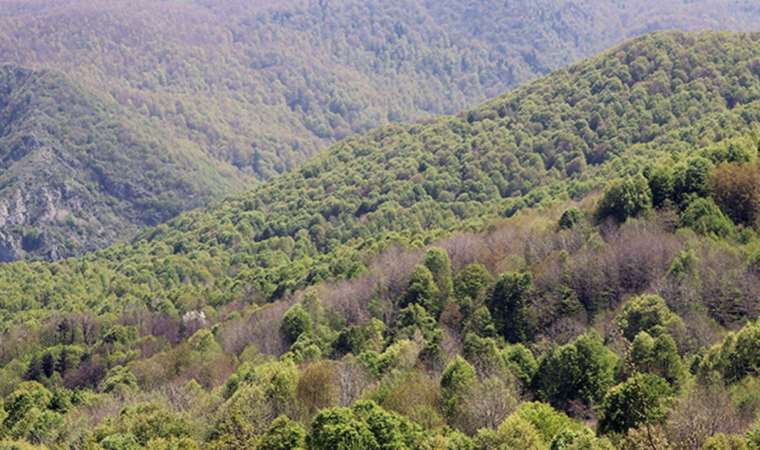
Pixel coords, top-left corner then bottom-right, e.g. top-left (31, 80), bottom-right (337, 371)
top-left (595, 176), bottom-right (652, 223)
top-left (598, 373), bottom-right (673, 435)
top-left (487, 272), bottom-right (533, 343)
top-left (617, 294), bottom-right (684, 341)
top-left (709, 163), bottom-right (760, 227)
top-left (533, 333), bottom-right (618, 409)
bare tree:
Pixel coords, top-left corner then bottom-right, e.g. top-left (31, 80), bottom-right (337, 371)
top-left (666, 383), bottom-right (748, 450)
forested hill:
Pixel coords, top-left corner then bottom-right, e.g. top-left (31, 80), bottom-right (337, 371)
top-left (0, 65), bottom-right (245, 262)
top-left (4, 29), bottom-right (760, 321)
top-left (1, 0), bottom-right (757, 179)
top-left (3, 31), bottom-right (760, 449)
top-left (1, 1), bottom-right (760, 262)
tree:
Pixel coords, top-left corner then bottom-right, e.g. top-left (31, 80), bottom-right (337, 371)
top-left (455, 264), bottom-right (493, 303)
top-left (558, 208), bottom-right (583, 230)
top-left (628, 332), bottom-right (684, 388)
top-left (674, 157), bottom-right (713, 202)
top-left (401, 265), bottom-right (441, 318)
top-left (532, 333), bottom-right (617, 409)
top-left (424, 248), bottom-right (453, 314)
top-left (297, 361), bottom-right (338, 417)
top-left (92, 403), bottom-right (194, 449)
top-left (487, 272), bottom-right (532, 343)
top-left (617, 294), bottom-right (682, 341)
top-left (666, 383), bottom-right (745, 450)
top-left (258, 416), bottom-right (306, 450)
top-left (474, 415), bottom-right (548, 450)
top-left (211, 384), bottom-right (274, 448)
top-left (503, 344), bottom-right (538, 388)
top-left (352, 401), bottom-right (422, 450)
top-left (550, 428), bottom-right (614, 450)
top-left (748, 418), bottom-right (760, 449)
top-left (455, 264), bottom-right (494, 318)
top-left (698, 319), bottom-right (760, 383)
top-left (598, 373), bottom-right (673, 435)
top-left (281, 303), bottom-right (311, 344)
top-left (513, 402), bottom-right (583, 445)
top-left (646, 165), bottom-right (674, 208)
top-left (680, 197), bottom-right (734, 237)
top-left (1, 381), bottom-right (60, 443)
top-left (595, 175), bottom-right (652, 223)
top-left (459, 376), bottom-right (520, 433)
top-left (701, 433), bottom-right (749, 450)
top-left (307, 407), bottom-right (378, 450)
top-left (709, 163), bottom-right (760, 227)
top-left (440, 356), bottom-right (477, 421)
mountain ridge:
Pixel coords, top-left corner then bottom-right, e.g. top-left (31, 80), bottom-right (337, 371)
top-left (1, 0), bottom-right (760, 261)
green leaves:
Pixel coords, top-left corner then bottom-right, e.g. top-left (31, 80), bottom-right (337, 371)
top-left (598, 373), bottom-right (673, 435)
top-left (533, 333), bottom-right (618, 409)
top-left (487, 272), bottom-right (533, 343)
top-left (595, 175), bottom-right (652, 223)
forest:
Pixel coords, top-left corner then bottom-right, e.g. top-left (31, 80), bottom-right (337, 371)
top-left (2, 0), bottom-right (760, 261)
top-left (1, 31), bottom-right (760, 448)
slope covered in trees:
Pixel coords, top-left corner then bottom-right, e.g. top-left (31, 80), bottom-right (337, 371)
top-left (3, 31), bottom-right (760, 448)
top-left (1, 0), bottom-right (760, 261)
top-left (0, 65), bottom-right (244, 261)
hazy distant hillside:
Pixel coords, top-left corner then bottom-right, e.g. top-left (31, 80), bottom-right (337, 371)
top-left (1, 0), bottom-right (758, 178)
top-left (0, 65), bottom-right (244, 261)
top-left (1, 0), bottom-right (760, 261)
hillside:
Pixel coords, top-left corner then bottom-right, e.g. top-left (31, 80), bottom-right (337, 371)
top-left (0, 65), bottom-right (245, 261)
top-left (2, 31), bottom-right (760, 448)
top-left (1, 0), bottom-right (760, 261)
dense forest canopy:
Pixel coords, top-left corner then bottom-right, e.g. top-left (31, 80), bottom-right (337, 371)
top-left (2, 31), bottom-right (760, 449)
top-left (1, 0), bottom-right (760, 261)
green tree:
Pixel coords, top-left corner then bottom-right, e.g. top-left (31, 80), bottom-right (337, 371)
top-left (629, 332), bottom-right (684, 387)
top-left (617, 294), bottom-right (682, 341)
top-left (440, 356), bottom-right (477, 420)
top-left (352, 401), bottom-right (422, 450)
top-left (702, 433), bottom-right (749, 450)
top-left (282, 303), bottom-right (312, 344)
top-left (474, 415), bottom-right (548, 450)
top-left (258, 416), bottom-right (306, 450)
top-left (646, 165), bottom-right (674, 208)
top-left (595, 175), bottom-right (652, 223)
top-left (680, 197), bottom-right (734, 237)
top-left (533, 333), bottom-right (617, 408)
top-left (598, 373), bottom-right (673, 435)
top-left (307, 407), bottom-right (378, 450)
top-left (513, 402), bottom-right (583, 445)
top-left (424, 248), bottom-right (454, 314)
top-left (401, 265), bottom-right (441, 318)
top-left (674, 156), bottom-right (713, 202)
top-left (558, 208), bottom-right (583, 230)
top-left (487, 272), bottom-right (532, 343)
